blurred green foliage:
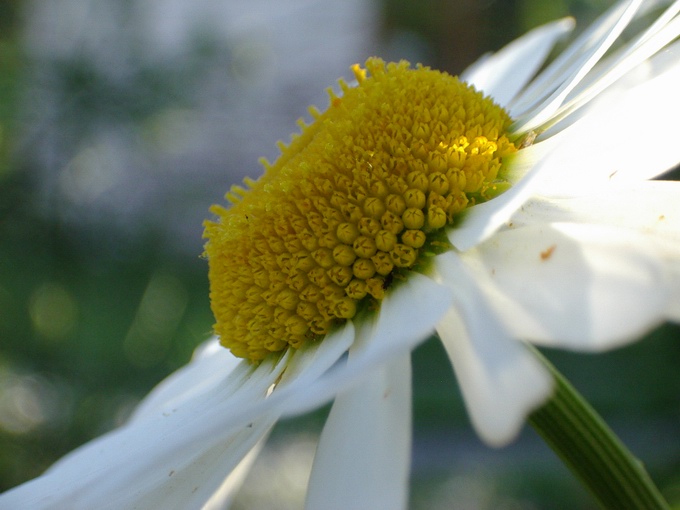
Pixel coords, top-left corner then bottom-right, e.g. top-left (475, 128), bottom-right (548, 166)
top-left (0, 184), bottom-right (213, 488)
top-left (0, 1), bottom-right (678, 509)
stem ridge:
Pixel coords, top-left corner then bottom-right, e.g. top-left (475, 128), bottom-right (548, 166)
top-left (528, 352), bottom-right (669, 510)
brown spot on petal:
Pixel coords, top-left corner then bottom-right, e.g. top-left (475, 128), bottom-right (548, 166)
top-left (540, 245), bottom-right (556, 261)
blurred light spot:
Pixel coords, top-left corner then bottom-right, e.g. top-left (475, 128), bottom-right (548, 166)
top-left (231, 36), bottom-right (275, 86)
top-left (142, 108), bottom-right (202, 155)
top-left (59, 144), bottom-right (123, 205)
top-left (29, 282), bottom-right (78, 342)
top-left (0, 367), bottom-right (69, 434)
top-left (123, 271), bottom-right (188, 368)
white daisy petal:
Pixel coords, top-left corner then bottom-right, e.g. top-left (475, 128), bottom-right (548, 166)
top-left (305, 353), bottom-right (412, 510)
top-left (1, 326), bottom-right (360, 509)
top-left (113, 420), bottom-right (275, 510)
top-left (544, 63), bottom-right (680, 194)
top-left (510, 0), bottom-right (643, 129)
top-left (434, 252), bottom-right (553, 446)
top-left (280, 273), bottom-right (452, 417)
top-left (548, 9), bottom-right (680, 128)
top-left (130, 337), bottom-right (243, 422)
top-left (513, 183), bottom-right (680, 322)
top-left (277, 321), bottom-right (356, 388)
top-left (463, 223), bottom-right (671, 349)
top-left (202, 437), bottom-right (268, 510)
top-left (0, 355), bottom-right (283, 509)
top-left (512, 181), bottom-right (680, 246)
top-left (461, 17), bottom-right (575, 107)
top-left (211, 322), bottom-right (356, 429)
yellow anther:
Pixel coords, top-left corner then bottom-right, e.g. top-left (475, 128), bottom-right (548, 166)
top-left (403, 189), bottom-right (426, 209)
top-left (313, 248), bottom-right (335, 268)
top-left (358, 217), bottom-right (381, 236)
top-left (287, 272), bottom-right (308, 292)
top-left (332, 244), bottom-right (357, 266)
top-left (284, 314), bottom-right (309, 336)
top-left (297, 301), bottom-right (319, 321)
top-left (337, 222), bottom-right (360, 244)
top-left (307, 267), bottom-right (330, 288)
top-left (353, 258), bottom-right (376, 280)
top-left (406, 171), bottom-right (429, 192)
top-left (427, 206), bottom-right (448, 230)
top-left (353, 236), bottom-right (377, 258)
top-left (369, 179), bottom-right (388, 198)
top-left (402, 208), bottom-right (425, 230)
top-left (328, 265), bottom-right (354, 286)
top-left (429, 172), bottom-right (449, 194)
top-left (448, 192), bottom-right (469, 215)
top-left (364, 197), bottom-right (386, 219)
top-left (264, 336), bottom-right (287, 352)
top-left (375, 230), bottom-right (397, 252)
top-left (300, 284), bottom-right (322, 303)
top-left (380, 211), bottom-right (404, 235)
top-left (252, 268), bottom-right (270, 288)
top-left (351, 63), bottom-right (367, 83)
top-left (309, 317), bottom-right (332, 335)
top-left (385, 194), bottom-right (407, 215)
top-left (347, 204), bottom-right (366, 223)
top-left (268, 236), bottom-right (286, 254)
top-left (276, 289), bottom-right (299, 310)
top-left (294, 252), bottom-right (316, 271)
top-left (412, 122), bottom-right (430, 140)
top-left (427, 149), bottom-right (449, 172)
top-left (386, 174), bottom-right (408, 195)
top-left (464, 168), bottom-right (485, 193)
top-left (345, 279), bottom-right (368, 300)
top-left (245, 286), bottom-right (261, 304)
top-left (390, 244), bottom-right (418, 267)
top-left (298, 230), bottom-right (319, 252)
top-left (287, 335), bottom-right (306, 349)
top-left (335, 297), bottom-right (357, 319)
top-left (371, 251), bottom-right (394, 276)
top-left (366, 277), bottom-right (386, 299)
top-left (402, 229), bottom-right (426, 248)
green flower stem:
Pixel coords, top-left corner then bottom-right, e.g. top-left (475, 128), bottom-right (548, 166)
top-left (528, 351), bottom-right (669, 510)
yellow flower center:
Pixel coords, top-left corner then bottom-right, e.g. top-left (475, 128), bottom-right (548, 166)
top-left (204, 58), bottom-right (517, 361)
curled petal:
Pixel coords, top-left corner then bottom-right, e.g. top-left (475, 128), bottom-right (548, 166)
top-left (434, 252), bottom-right (553, 446)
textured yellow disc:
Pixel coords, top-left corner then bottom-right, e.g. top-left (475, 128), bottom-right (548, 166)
top-left (204, 58), bottom-right (517, 360)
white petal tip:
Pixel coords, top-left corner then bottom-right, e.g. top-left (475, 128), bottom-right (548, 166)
top-left (475, 372), bottom-right (554, 448)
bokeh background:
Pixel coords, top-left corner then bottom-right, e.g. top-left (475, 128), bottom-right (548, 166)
top-left (1, 0), bottom-right (678, 508)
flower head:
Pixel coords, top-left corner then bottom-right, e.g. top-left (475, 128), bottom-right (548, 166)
top-left (3, 1), bottom-right (680, 509)
top-left (204, 58), bottom-right (518, 360)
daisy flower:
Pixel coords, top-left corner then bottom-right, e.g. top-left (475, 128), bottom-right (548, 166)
top-left (3, 0), bottom-right (680, 508)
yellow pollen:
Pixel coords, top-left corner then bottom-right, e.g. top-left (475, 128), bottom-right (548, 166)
top-left (204, 57), bottom-right (517, 360)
